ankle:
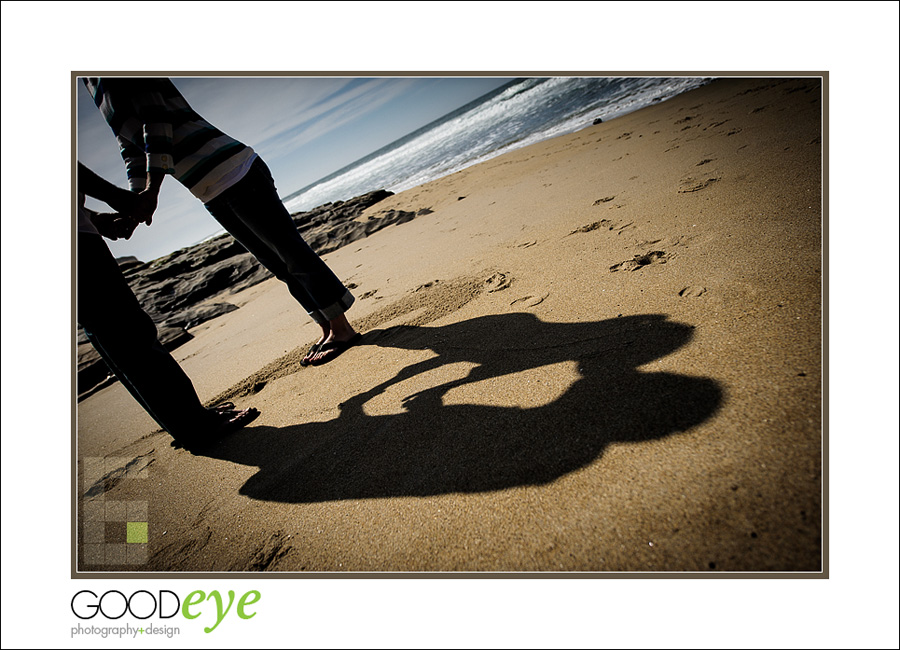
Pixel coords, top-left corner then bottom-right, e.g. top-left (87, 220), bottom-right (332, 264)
top-left (328, 316), bottom-right (356, 339)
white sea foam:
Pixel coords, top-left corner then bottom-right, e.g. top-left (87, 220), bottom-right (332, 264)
top-left (283, 76), bottom-right (709, 214)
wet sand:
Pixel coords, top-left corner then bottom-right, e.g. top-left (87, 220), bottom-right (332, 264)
top-left (76, 77), bottom-right (822, 573)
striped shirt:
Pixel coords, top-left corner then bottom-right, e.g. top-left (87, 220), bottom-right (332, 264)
top-left (83, 78), bottom-right (257, 203)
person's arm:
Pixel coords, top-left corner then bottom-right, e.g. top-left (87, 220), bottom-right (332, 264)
top-left (118, 135), bottom-right (150, 195)
top-left (77, 162), bottom-right (140, 215)
top-left (93, 77), bottom-right (175, 225)
top-left (77, 163), bottom-right (139, 241)
top-left (130, 79), bottom-right (178, 225)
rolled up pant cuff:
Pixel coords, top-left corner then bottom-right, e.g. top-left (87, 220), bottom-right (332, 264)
top-left (312, 289), bottom-right (355, 323)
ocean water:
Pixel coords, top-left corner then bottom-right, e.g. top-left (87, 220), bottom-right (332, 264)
top-left (282, 76), bottom-right (711, 214)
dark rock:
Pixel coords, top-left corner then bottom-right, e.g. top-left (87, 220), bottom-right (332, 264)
top-left (162, 302), bottom-right (239, 330)
top-left (116, 256), bottom-right (145, 273)
top-left (592, 117), bottom-right (603, 125)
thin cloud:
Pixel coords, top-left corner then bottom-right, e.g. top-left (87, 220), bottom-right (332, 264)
top-left (255, 79), bottom-right (419, 161)
top-left (169, 77), bottom-right (419, 164)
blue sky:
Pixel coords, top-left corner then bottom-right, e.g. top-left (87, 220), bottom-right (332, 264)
top-left (77, 76), bottom-right (512, 262)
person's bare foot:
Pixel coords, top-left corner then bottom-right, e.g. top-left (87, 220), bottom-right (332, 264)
top-left (301, 323), bottom-right (332, 366)
top-left (173, 402), bottom-right (260, 452)
top-left (310, 315), bottom-right (361, 365)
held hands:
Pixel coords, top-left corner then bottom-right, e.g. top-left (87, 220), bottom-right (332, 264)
top-left (132, 171), bottom-right (166, 226)
top-left (132, 189), bottom-right (159, 225)
top-left (101, 185), bottom-right (158, 226)
top-left (91, 212), bottom-right (140, 241)
top-left (90, 187), bottom-right (154, 240)
top-left (77, 162), bottom-right (162, 238)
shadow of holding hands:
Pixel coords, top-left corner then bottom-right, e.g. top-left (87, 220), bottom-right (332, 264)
top-left (199, 313), bottom-right (724, 503)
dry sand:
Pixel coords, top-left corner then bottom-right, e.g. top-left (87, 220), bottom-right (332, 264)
top-left (76, 77), bottom-right (823, 573)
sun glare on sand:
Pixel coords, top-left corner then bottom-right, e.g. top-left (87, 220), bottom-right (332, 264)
top-left (361, 360), bottom-right (579, 415)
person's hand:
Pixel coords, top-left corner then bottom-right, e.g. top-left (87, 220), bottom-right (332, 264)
top-left (131, 171), bottom-right (165, 225)
top-left (91, 212), bottom-right (139, 241)
top-left (102, 186), bottom-right (141, 216)
top-left (130, 190), bottom-right (159, 225)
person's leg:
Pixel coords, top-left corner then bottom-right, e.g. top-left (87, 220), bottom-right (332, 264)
top-left (203, 158), bottom-right (358, 362)
top-left (77, 233), bottom-right (227, 441)
top-left (204, 159), bottom-right (355, 318)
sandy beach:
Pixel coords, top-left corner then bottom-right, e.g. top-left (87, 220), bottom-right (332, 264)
top-left (75, 77), bottom-right (822, 573)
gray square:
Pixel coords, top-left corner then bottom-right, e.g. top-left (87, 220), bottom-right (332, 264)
top-left (126, 501), bottom-right (148, 521)
top-left (105, 501), bottom-right (126, 521)
top-left (83, 521), bottom-right (106, 544)
top-left (83, 457), bottom-right (104, 484)
top-left (83, 501), bottom-right (105, 522)
top-left (104, 458), bottom-right (127, 478)
top-left (126, 544), bottom-right (148, 565)
top-left (105, 544), bottom-right (127, 565)
top-left (83, 544), bottom-right (105, 565)
top-left (127, 464), bottom-right (149, 479)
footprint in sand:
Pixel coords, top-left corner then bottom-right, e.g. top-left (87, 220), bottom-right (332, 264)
top-left (510, 293), bottom-right (549, 308)
top-left (610, 251), bottom-right (670, 273)
top-left (516, 240), bottom-right (538, 249)
top-left (678, 176), bottom-right (720, 193)
top-left (414, 281), bottom-right (439, 292)
top-left (592, 196), bottom-right (616, 205)
top-left (569, 218), bottom-right (634, 236)
top-left (360, 290), bottom-right (378, 300)
top-left (484, 272), bottom-right (511, 293)
top-left (679, 286), bottom-right (707, 298)
top-left (696, 159), bottom-right (714, 166)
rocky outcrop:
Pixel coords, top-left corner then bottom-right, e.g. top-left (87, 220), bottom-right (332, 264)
top-left (78, 189), bottom-right (424, 397)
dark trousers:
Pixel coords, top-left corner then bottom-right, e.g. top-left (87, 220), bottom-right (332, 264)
top-left (77, 232), bottom-right (209, 440)
top-left (203, 158), bottom-right (354, 325)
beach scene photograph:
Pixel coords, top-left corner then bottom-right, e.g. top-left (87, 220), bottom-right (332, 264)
top-left (3, 2), bottom-right (899, 649)
top-left (73, 72), bottom-right (823, 574)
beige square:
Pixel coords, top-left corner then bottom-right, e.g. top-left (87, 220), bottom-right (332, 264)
top-left (82, 480), bottom-right (104, 501)
top-left (126, 501), bottom-right (148, 521)
top-left (104, 458), bottom-right (127, 478)
top-left (105, 501), bottom-right (126, 521)
top-left (126, 544), bottom-right (148, 565)
top-left (83, 521), bottom-right (106, 544)
top-left (83, 501), bottom-right (105, 522)
top-left (105, 544), bottom-right (127, 565)
top-left (83, 544), bottom-right (105, 565)
top-left (83, 457), bottom-right (104, 484)
top-left (127, 464), bottom-right (149, 479)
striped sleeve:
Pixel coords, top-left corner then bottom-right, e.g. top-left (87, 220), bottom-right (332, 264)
top-left (118, 135), bottom-right (148, 191)
top-left (132, 81), bottom-right (176, 176)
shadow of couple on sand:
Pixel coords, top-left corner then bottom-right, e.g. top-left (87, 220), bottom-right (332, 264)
top-left (198, 313), bottom-right (724, 503)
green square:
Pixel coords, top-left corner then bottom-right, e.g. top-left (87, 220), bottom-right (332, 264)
top-left (126, 522), bottom-right (148, 544)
